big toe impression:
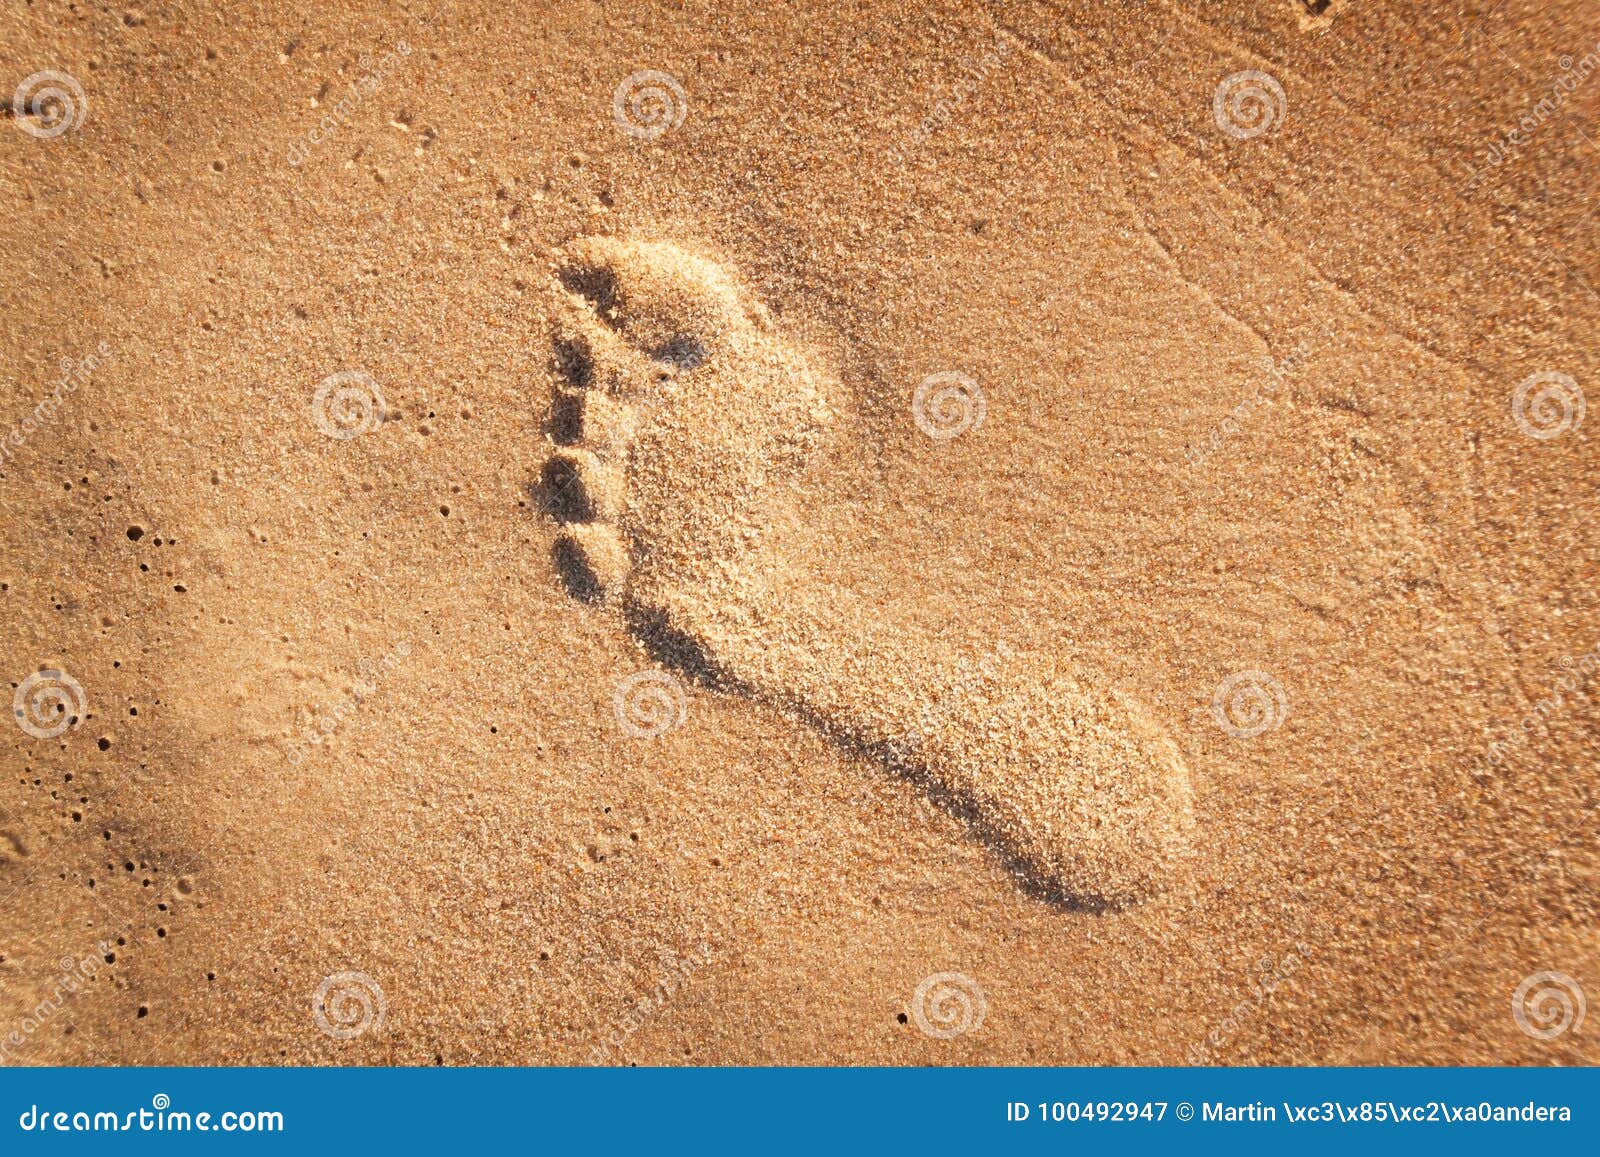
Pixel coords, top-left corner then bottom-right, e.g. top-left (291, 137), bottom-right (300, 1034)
top-left (556, 237), bottom-right (750, 359)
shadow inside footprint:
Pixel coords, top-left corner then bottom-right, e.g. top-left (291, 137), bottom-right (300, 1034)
top-left (553, 535), bottom-right (605, 604)
top-left (648, 334), bottom-right (708, 370)
top-left (867, 739), bottom-right (1118, 913)
top-left (626, 606), bottom-right (733, 693)
top-left (537, 457), bottom-right (596, 522)
top-left (625, 609), bottom-right (1122, 912)
top-left (552, 335), bottom-right (594, 390)
top-left (546, 392), bottom-right (584, 446)
top-left (558, 265), bottom-right (621, 325)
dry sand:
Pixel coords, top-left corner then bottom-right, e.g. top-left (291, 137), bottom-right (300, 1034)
top-left (1, 0), bottom-right (1597, 1064)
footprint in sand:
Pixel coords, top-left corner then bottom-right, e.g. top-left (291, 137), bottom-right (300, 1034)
top-left (538, 236), bottom-right (1194, 908)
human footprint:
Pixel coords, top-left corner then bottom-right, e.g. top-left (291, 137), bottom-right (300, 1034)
top-left (539, 236), bottom-right (1193, 908)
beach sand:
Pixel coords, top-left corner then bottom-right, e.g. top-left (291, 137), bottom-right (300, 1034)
top-left (1, 0), bottom-right (1597, 1064)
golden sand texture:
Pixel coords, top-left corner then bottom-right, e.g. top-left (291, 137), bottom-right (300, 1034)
top-left (1, 0), bottom-right (1597, 1064)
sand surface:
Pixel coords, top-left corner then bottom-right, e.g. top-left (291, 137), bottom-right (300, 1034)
top-left (2, 0), bottom-right (1597, 1064)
